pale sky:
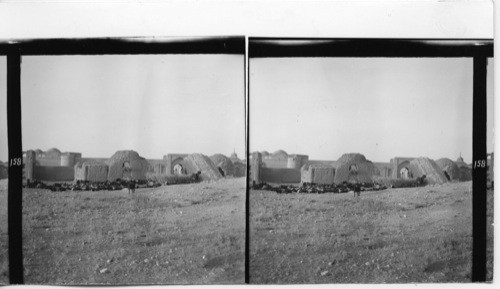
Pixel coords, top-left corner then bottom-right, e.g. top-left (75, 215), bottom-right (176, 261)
top-left (250, 57), bottom-right (494, 163)
top-left (2, 55), bottom-right (245, 160)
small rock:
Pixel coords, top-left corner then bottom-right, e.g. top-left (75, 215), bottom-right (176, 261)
top-left (365, 262), bottom-right (370, 266)
top-left (328, 261), bottom-right (334, 266)
top-left (320, 270), bottom-right (329, 276)
top-left (144, 259), bottom-right (149, 263)
top-left (202, 255), bottom-right (206, 259)
top-left (100, 268), bottom-right (109, 274)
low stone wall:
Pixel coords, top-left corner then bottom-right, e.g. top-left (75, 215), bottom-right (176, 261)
top-left (261, 167), bottom-right (301, 183)
top-left (34, 166), bottom-right (75, 181)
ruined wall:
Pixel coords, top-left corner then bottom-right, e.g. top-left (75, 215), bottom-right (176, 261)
top-left (37, 157), bottom-right (61, 167)
top-left (373, 162), bottom-right (392, 178)
top-left (250, 152), bottom-right (262, 184)
top-left (60, 153), bottom-right (82, 167)
top-left (408, 157), bottom-right (448, 184)
top-left (85, 165), bottom-right (108, 182)
top-left (147, 159), bottom-right (167, 174)
top-left (301, 164), bottom-right (335, 184)
top-left (75, 162), bottom-right (109, 182)
top-left (180, 153), bottom-right (222, 181)
top-left (24, 150), bottom-right (36, 180)
top-left (34, 166), bottom-right (75, 181)
top-left (261, 168), bottom-right (301, 184)
top-left (287, 154), bottom-right (309, 169)
top-left (262, 158), bottom-right (288, 168)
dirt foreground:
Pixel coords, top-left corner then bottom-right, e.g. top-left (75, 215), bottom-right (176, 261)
top-left (250, 181), bottom-right (481, 283)
top-left (21, 177), bottom-right (245, 284)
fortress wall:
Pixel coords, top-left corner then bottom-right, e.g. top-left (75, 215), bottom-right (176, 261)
top-left (301, 165), bottom-right (335, 184)
top-left (36, 158), bottom-right (61, 167)
top-left (261, 168), bottom-right (301, 184)
top-left (262, 158), bottom-right (288, 168)
top-left (34, 166), bottom-right (75, 181)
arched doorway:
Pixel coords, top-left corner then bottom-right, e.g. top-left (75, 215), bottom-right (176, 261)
top-left (173, 163), bottom-right (184, 175)
top-left (397, 161), bottom-right (411, 179)
top-left (400, 167), bottom-right (410, 179)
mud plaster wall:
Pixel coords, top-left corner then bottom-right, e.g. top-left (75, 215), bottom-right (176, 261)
top-left (262, 158), bottom-right (288, 168)
top-left (301, 166), bottom-right (335, 184)
top-left (75, 164), bottom-right (109, 182)
top-left (85, 165), bottom-right (109, 182)
top-left (334, 162), bottom-right (377, 184)
top-left (74, 165), bottom-right (85, 180)
top-left (287, 155), bottom-right (309, 169)
top-left (24, 150), bottom-right (36, 180)
top-left (36, 158), bottom-right (62, 167)
top-left (250, 152), bottom-right (262, 183)
top-left (34, 166), bottom-right (75, 181)
top-left (261, 168), bottom-right (301, 183)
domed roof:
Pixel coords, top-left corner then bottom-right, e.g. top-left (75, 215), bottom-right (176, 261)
top-left (272, 150), bottom-right (288, 159)
top-left (260, 150), bottom-right (270, 156)
top-left (46, 148), bottom-right (61, 156)
top-left (35, 149), bottom-right (43, 154)
top-left (336, 153), bottom-right (367, 164)
top-left (47, 147), bottom-right (61, 153)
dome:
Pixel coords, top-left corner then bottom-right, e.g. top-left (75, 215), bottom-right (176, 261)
top-left (46, 148), bottom-right (61, 157)
top-left (260, 150), bottom-right (270, 157)
top-left (47, 148), bottom-right (61, 154)
top-left (272, 150), bottom-right (288, 159)
top-left (336, 153), bottom-right (367, 164)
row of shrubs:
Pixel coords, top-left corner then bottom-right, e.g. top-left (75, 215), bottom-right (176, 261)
top-left (372, 176), bottom-right (426, 188)
top-left (145, 171), bottom-right (202, 185)
top-left (24, 178), bottom-right (162, 192)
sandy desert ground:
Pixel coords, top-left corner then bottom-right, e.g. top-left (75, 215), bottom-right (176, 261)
top-left (19, 177), bottom-right (245, 284)
top-left (250, 181), bottom-right (492, 283)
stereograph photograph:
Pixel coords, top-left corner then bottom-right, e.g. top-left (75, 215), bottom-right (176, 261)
top-left (248, 41), bottom-right (494, 283)
top-left (7, 40), bottom-right (246, 284)
top-left (0, 5), bottom-right (495, 286)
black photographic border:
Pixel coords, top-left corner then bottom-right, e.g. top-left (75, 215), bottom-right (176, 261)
top-left (247, 37), bottom-right (493, 283)
top-left (0, 36), bottom-right (246, 285)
